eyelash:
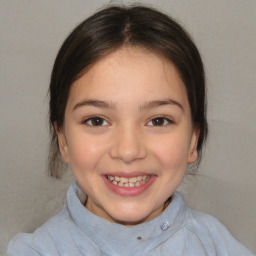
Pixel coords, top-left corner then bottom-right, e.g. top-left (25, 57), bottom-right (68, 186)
top-left (82, 116), bottom-right (110, 127)
top-left (147, 116), bottom-right (173, 127)
top-left (82, 115), bottom-right (173, 127)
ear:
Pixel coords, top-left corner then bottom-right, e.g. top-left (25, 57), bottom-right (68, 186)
top-left (54, 122), bottom-right (70, 163)
top-left (187, 125), bottom-right (200, 164)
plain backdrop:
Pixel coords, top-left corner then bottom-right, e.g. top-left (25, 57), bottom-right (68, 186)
top-left (0, 0), bottom-right (255, 254)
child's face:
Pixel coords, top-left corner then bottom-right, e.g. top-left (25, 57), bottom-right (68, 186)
top-left (57, 47), bottom-right (199, 224)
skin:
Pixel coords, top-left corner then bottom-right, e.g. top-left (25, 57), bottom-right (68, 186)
top-left (56, 46), bottom-right (199, 225)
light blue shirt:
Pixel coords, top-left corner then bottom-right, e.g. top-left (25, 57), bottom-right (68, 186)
top-left (6, 181), bottom-right (255, 256)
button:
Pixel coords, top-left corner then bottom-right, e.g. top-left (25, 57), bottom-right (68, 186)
top-left (161, 220), bottom-right (170, 231)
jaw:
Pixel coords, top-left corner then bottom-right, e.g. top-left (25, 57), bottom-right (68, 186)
top-left (85, 192), bottom-right (165, 225)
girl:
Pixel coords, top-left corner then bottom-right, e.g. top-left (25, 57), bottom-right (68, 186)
top-left (6, 4), bottom-right (255, 256)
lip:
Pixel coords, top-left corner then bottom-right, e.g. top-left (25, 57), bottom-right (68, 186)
top-left (102, 173), bottom-right (156, 197)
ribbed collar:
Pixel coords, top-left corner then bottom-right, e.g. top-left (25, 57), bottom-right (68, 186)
top-left (66, 181), bottom-right (187, 256)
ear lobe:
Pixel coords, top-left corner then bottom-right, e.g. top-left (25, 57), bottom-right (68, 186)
top-left (188, 149), bottom-right (198, 164)
top-left (54, 122), bottom-right (70, 163)
top-left (187, 126), bottom-right (200, 164)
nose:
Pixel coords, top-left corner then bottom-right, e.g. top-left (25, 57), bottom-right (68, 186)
top-left (109, 125), bottom-right (147, 164)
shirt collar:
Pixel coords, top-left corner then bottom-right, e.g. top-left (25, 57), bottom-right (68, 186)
top-left (66, 181), bottom-right (187, 255)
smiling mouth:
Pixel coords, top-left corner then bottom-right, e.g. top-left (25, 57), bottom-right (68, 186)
top-left (106, 175), bottom-right (150, 187)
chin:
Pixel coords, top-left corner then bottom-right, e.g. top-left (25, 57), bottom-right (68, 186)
top-left (106, 204), bottom-right (157, 225)
top-left (111, 213), bottom-right (149, 225)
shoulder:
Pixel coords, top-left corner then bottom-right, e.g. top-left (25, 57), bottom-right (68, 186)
top-left (6, 209), bottom-right (72, 256)
top-left (183, 207), bottom-right (255, 255)
top-left (186, 208), bottom-right (226, 234)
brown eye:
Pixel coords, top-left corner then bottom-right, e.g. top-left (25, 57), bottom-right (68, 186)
top-left (84, 116), bottom-right (109, 126)
top-left (147, 117), bottom-right (172, 126)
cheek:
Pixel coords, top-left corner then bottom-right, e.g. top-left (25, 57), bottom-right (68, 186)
top-left (67, 133), bottom-right (107, 171)
top-left (151, 133), bottom-right (191, 168)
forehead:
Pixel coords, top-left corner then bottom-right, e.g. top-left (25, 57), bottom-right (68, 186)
top-left (68, 46), bottom-right (188, 108)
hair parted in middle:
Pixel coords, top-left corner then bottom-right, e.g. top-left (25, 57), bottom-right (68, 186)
top-left (49, 5), bottom-right (207, 178)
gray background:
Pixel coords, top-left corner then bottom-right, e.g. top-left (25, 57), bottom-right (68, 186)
top-left (0, 0), bottom-right (255, 254)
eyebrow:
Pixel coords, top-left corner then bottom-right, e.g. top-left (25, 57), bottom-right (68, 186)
top-left (73, 98), bottom-right (183, 112)
top-left (73, 100), bottom-right (116, 111)
top-left (140, 99), bottom-right (184, 112)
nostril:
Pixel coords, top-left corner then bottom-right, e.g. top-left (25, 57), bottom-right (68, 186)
top-left (109, 128), bottom-right (147, 163)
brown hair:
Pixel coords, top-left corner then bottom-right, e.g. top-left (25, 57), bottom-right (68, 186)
top-left (49, 5), bottom-right (208, 178)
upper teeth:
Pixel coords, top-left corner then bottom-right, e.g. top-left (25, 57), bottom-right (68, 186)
top-left (107, 175), bottom-right (149, 187)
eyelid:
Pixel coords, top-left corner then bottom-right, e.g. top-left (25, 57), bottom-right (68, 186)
top-left (82, 115), bottom-right (110, 126)
top-left (146, 116), bottom-right (174, 126)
